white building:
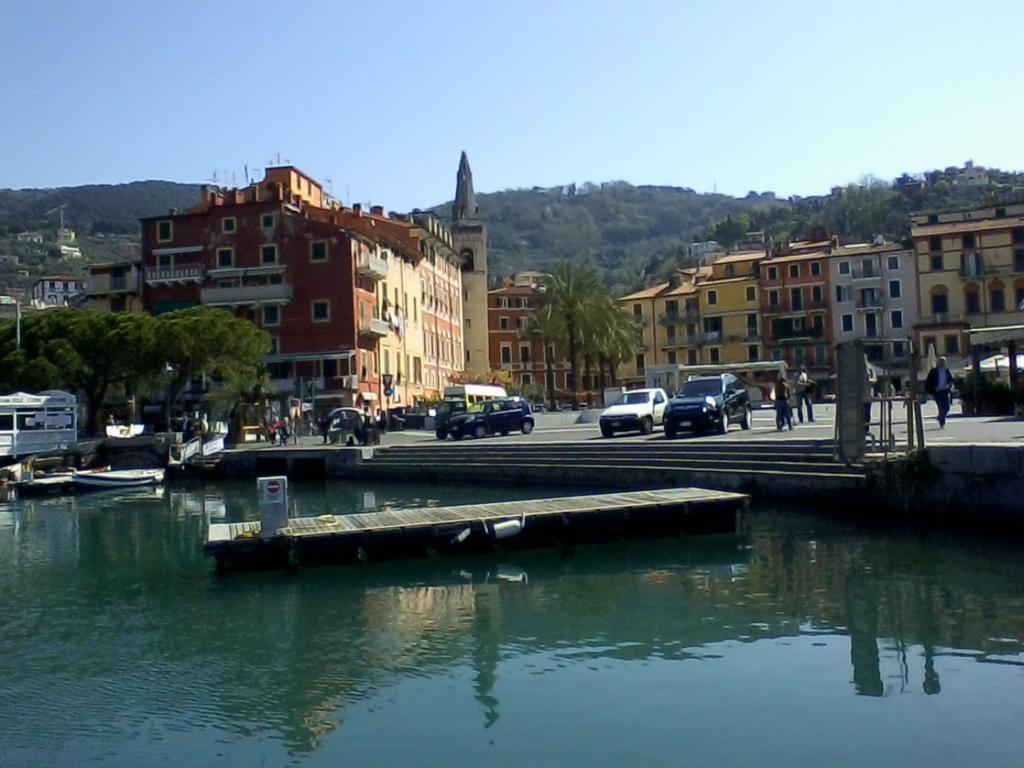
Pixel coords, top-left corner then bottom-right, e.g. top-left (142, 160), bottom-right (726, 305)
top-left (16, 231), bottom-right (43, 244)
top-left (32, 276), bottom-right (83, 307)
top-left (829, 240), bottom-right (919, 384)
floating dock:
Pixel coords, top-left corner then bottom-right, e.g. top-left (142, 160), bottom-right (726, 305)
top-left (205, 487), bottom-right (748, 573)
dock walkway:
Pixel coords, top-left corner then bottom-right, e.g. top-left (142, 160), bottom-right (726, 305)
top-left (206, 487), bottom-right (748, 572)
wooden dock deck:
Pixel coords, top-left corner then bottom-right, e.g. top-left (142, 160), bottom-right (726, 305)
top-left (205, 487), bottom-right (748, 572)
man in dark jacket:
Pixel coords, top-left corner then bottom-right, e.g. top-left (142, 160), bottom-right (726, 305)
top-left (925, 356), bottom-right (954, 428)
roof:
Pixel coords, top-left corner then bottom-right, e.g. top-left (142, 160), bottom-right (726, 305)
top-left (619, 282), bottom-right (670, 301)
top-left (911, 216), bottom-right (1024, 238)
top-left (713, 250), bottom-right (766, 265)
top-left (489, 285), bottom-right (540, 296)
top-left (701, 276), bottom-right (757, 286)
top-left (830, 241), bottom-right (909, 257)
top-left (664, 281), bottom-right (698, 296)
top-left (35, 275), bottom-right (80, 282)
top-left (763, 251), bottom-right (828, 264)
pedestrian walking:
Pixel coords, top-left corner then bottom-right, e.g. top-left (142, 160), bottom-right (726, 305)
top-left (319, 414), bottom-right (330, 444)
top-left (925, 356), bottom-right (954, 428)
top-left (864, 362), bottom-right (877, 434)
top-left (796, 368), bottom-right (815, 423)
top-left (773, 378), bottom-right (794, 431)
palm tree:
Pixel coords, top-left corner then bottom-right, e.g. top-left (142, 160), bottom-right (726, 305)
top-left (527, 303), bottom-right (563, 410)
top-left (542, 262), bottom-right (601, 407)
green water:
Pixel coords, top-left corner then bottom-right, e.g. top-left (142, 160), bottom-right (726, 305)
top-left (2, 481), bottom-right (1023, 767)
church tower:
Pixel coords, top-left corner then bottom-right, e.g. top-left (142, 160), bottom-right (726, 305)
top-left (451, 151), bottom-right (490, 376)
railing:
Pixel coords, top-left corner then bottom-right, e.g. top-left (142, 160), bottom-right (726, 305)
top-left (700, 330), bottom-right (722, 343)
top-left (855, 298), bottom-right (883, 309)
top-left (658, 309), bottom-right (700, 326)
top-left (917, 312), bottom-right (965, 325)
top-left (145, 264), bottom-right (206, 283)
top-left (358, 316), bottom-right (390, 336)
top-left (201, 283), bottom-right (292, 306)
top-left (773, 326), bottom-right (823, 341)
top-left (984, 263), bottom-right (1017, 276)
top-left (87, 273), bottom-right (139, 294)
top-left (356, 252), bottom-right (388, 280)
top-left (851, 268), bottom-right (882, 281)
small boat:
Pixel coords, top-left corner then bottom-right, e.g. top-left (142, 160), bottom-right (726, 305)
top-left (71, 468), bottom-right (165, 490)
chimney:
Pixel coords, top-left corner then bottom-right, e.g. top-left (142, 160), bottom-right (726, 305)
top-left (353, 203), bottom-right (362, 217)
top-left (169, 208), bottom-right (178, 215)
top-left (370, 205), bottom-right (384, 217)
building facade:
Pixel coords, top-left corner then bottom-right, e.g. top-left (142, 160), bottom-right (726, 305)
top-left (911, 202), bottom-right (1024, 368)
top-left (760, 250), bottom-right (832, 383)
top-left (696, 251), bottom-right (765, 366)
top-left (32, 275), bottom-right (82, 307)
top-left (84, 261), bottom-right (143, 313)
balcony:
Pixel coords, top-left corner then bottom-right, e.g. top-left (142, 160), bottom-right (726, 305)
top-left (700, 330), bottom-right (722, 344)
top-left (658, 309), bottom-right (699, 326)
top-left (855, 298), bottom-right (883, 311)
top-left (851, 268), bottom-right (882, 283)
top-left (87, 273), bottom-right (139, 295)
top-left (358, 315), bottom-right (390, 337)
top-left (201, 283), bottom-right (292, 306)
top-left (145, 264), bottom-right (206, 284)
top-left (356, 252), bottom-right (389, 280)
top-left (917, 312), bottom-right (966, 326)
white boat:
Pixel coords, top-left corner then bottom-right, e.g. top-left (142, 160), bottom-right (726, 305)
top-left (71, 468), bottom-right (165, 490)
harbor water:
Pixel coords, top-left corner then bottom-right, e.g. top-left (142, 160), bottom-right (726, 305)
top-left (2, 481), bottom-right (1023, 767)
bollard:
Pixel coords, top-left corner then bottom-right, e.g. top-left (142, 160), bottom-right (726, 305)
top-left (257, 475), bottom-right (289, 537)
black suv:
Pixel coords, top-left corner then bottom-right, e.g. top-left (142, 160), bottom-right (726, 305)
top-left (663, 374), bottom-right (751, 438)
top-left (445, 398), bottom-right (535, 440)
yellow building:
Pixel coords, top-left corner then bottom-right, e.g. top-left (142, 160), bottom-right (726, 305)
top-left (911, 203), bottom-right (1024, 367)
top-left (84, 261), bottom-right (144, 313)
top-left (618, 269), bottom-right (706, 382)
top-left (695, 251), bottom-right (765, 365)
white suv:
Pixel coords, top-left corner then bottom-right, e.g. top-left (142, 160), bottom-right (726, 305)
top-left (598, 388), bottom-right (668, 437)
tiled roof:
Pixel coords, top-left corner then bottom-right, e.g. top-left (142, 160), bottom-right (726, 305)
top-left (911, 216), bottom-right (1024, 238)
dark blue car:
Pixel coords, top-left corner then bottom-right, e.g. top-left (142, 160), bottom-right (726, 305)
top-left (445, 398), bottom-right (535, 440)
top-left (663, 374), bottom-right (751, 438)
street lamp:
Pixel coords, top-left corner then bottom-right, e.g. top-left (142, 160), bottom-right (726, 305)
top-left (0, 295), bottom-right (21, 350)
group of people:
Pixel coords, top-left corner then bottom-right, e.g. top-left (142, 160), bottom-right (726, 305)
top-left (772, 367), bottom-right (816, 431)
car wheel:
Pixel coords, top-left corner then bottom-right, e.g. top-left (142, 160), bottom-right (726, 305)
top-left (740, 406), bottom-right (752, 430)
top-left (600, 424), bottom-right (614, 438)
top-left (435, 429), bottom-right (447, 440)
top-left (640, 416), bottom-right (654, 435)
top-left (664, 424), bottom-right (677, 439)
top-left (521, 420), bottom-right (534, 435)
top-left (473, 424), bottom-right (487, 439)
top-left (718, 411), bottom-right (729, 434)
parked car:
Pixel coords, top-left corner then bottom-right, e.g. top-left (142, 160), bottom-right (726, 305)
top-left (325, 407), bottom-right (380, 445)
top-left (663, 374), bottom-right (751, 438)
top-left (445, 398), bottom-right (535, 440)
top-left (598, 388), bottom-right (668, 437)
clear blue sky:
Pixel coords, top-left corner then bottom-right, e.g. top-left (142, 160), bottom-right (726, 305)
top-left (3, 0), bottom-right (1022, 210)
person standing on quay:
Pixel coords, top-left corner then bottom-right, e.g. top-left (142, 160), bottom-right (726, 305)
top-left (774, 377), bottom-right (794, 431)
top-left (925, 356), bottom-right (954, 428)
top-left (796, 367), bottom-right (815, 423)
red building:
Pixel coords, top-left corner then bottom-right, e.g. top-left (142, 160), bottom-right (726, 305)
top-left (759, 247), bottom-right (834, 385)
top-left (487, 273), bottom-right (570, 396)
top-left (139, 167), bottom-right (400, 411)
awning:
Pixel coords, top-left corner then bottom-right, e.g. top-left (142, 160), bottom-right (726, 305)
top-left (967, 324), bottom-right (1024, 346)
top-left (263, 350), bottom-right (356, 363)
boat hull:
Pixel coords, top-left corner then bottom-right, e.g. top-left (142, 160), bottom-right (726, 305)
top-left (72, 469), bottom-right (165, 490)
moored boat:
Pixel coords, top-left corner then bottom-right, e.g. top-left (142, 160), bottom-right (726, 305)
top-left (71, 468), bottom-right (165, 490)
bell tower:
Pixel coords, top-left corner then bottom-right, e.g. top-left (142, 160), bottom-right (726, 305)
top-left (451, 151), bottom-right (489, 376)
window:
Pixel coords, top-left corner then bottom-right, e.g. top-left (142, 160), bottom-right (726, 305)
top-left (991, 285), bottom-right (1006, 312)
top-left (1016, 285), bottom-right (1024, 310)
top-left (811, 285), bottom-right (823, 303)
top-left (815, 344), bottom-right (828, 366)
top-left (965, 289), bottom-right (981, 314)
top-left (929, 235), bottom-right (942, 252)
top-left (666, 351), bottom-right (677, 365)
top-left (709, 347), bottom-right (720, 364)
top-left (222, 217), bottom-right (236, 234)
top-left (767, 266), bottom-right (778, 281)
top-left (769, 290), bottom-right (780, 307)
top-left (931, 291), bottom-right (949, 314)
top-left (889, 279), bottom-right (901, 299)
top-left (261, 244), bottom-right (278, 265)
top-left (157, 220), bottom-right (173, 242)
top-left (520, 344), bottom-right (531, 364)
top-left (893, 341), bottom-right (906, 359)
top-left (262, 305), bottom-right (280, 326)
top-left (745, 286), bottom-right (756, 302)
top-left (522, 373), bottom-right (533, 386)
top-left (1015, 249), bottom-right (1024, 272)
top-left (835, 285), bottom-right (852, 303)
top-left (790, 288), bottom-right (803, 311)
top-left (687, 350), bottom-right (697, 365)
top-left (747, 344), bottom-right (759, 362)
top-left (312, 300), bottom-right (330, 322)
top-left (707, 290), bottom-right (718, 306)
top-left (811, 261), bottom-right (821, 276)
top-left (771, 348), bottom-right (783, 362)
top-left (632, 303), bottom-right (642, 319)
top-left (887, 255), bottom-right (900, 271)
top-left (838, 261), bottom-right (850, 275)
top-left (841, 314), bottom-right (854, 333)
top-left (261, 213), bottom-right (276, 229)
top-left (500, 345), bottom-right (512, 364)
top-left (962, 233), bottom-right (976, 249)
top-left (499, 316), bottom-right (509, 330)
top-left (890, 310), bottom-right (903, 329)
top-left (216, 247), bottom-right (234, 268)
top-left (930, 254), bottom-right (943, 271)
top-left (635, 353), bottom-right (645, 373)
top-left (789, 264), bottom-right (800, 278)
top-left (310, 241), bottom-right (327, 261)
top-left (945, 334), bottom-right (959, 354)
top-left (1014, 228), bottom-right (1024, 244)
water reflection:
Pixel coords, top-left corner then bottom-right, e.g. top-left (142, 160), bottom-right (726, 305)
top-left (1, 484), bottom-right (1024, 764)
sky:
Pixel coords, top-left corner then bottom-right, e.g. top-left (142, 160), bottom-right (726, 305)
top-left (3, 0), bottom-right (1023, 210)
